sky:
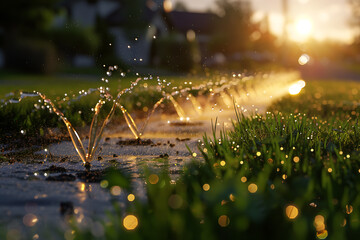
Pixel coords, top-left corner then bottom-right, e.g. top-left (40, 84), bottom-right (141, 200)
top-left (171, 0), bottom-right (355, 43)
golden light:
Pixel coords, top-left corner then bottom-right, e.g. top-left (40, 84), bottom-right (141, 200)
top-left (110, 186), bottom-right (121, 196)
top-left (289, 80), bottom-right (306, 95)
top-left (163, 0), bottom-right (173, 12)
top-left (285, 205), bottom-right (299, 219)
top-left (123, 215), bottom-right (138, 230)
top-left (316, 230), bottom-right (328, 239)
top-left (149, 174), bottom-right (159, 184)
top-left (229, 194), bottom-right (236, 202)
top-left (241, 176), bottom-right (247, 183)
top-left (298, 54), bottom-right (310, 65)
top-left (314, 215), bottom-right (326, 232)
top-left (127, 194), bottom-right (135, 202)
top-left (248, 183), bottom-right (258, 193)
top-left (296, 18), bottom-right (312, 36)
top-left (218, 215), bottom-right (230, 227)
top-left (78, 182), bottom-right (85, 192)
top-left (346, 205), bottom-right (353, 214)
top-left (186, 30), bottom-right (196, 42)
top-left (23, 214), bottom-right (38, 227)
top-left (203, 183), bottom-right (210, 191)
top-left (100, 180), bottom-right (108, 188)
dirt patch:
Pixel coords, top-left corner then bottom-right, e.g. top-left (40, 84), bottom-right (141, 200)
top-left (170, 121), bottom-right (204, 127)
top-left (41, 165), bottom-right (67, 173)
top-left (46, 174), bottom-right (76, 182)
top-left (76, 169), bottom-right (108, 183)
top-left (176, 137), bottom-right (191, 142)
top-left (116, 138), bottom-right (154, 146)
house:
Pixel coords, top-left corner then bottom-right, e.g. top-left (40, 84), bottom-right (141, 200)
top-left (61, 0), bottom-right (218, 67)
top-left (106, 0), bottom-right (167, 66)
top-left (164, 11), bottom-right (219, 63)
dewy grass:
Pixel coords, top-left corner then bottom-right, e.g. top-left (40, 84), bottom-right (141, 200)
top-left (268, 80), bottom-right (360, 120)
top-left (0, 78), bottom-right (145, 168)
top-left (69, 108), bottom-right (360, 239)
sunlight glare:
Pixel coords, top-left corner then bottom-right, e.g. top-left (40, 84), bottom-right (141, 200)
top-left (298, 54), bottom-right (310, 65)
top-left (296, 18), bottom-right (312, 36)
top-left (289, 80), bottom-right (306, 95)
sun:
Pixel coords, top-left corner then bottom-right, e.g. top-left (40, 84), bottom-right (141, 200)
top-left (296, 18), bottom-right (312, 36)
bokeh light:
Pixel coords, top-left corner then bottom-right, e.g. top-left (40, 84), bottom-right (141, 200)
top-left (296, 18), bottom-right (312, 36)
top-left (110, 186), bottom-right (121, 196)
top-left (163, 0), bottom-right (172, 12)
top-left (23, 213), bottom-right (38, 227)
top-left (218, 215), bottom-right (230, 227)
top-left (314, 215), bottom-right (326, 232)
top-left (289, 80), bottom-right (306, 95)
top-left (298, 54), bottom-right (310, 65)
top-left (248, 183), bottom-right (258, 193)
top-left (285, 205), bottom-right (299, 219)
top-left (316, 230), bottom-right (328, 239)
top-left (127, 194), bottom-right (135, 202)
top-left (203, 183), bottom-right (210, 191)
top-left (149, 174), bottom-right (159, 184)
top-left (123, 215), bottom-right (139, 231)
top-left (346, 205), bottom-right (353, 214)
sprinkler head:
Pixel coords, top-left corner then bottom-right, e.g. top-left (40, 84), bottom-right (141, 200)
top-left (84, 162), bottom-right (91, 171)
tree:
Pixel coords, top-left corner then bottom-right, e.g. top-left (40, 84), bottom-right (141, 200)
top-left (0, 0), bottom-right (60, 73)
top-left (211, 0), bottom-right (253, 55)
top-left (349, 0), bottom-right (360, 47)
top-left (0, 0), bottom-right (59, 37)
top-left (250, 15), bottom-right (277, 53)
top-left (122, 0), bottom-right (148, 37)
top-left (173, 2), bottom-right (188, 11)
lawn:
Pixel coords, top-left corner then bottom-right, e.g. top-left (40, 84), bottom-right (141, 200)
top-left (66, 78), bottom-right (360, 240)
top-left (0, 69), bottom-right (206, 98)
top-left (1, 74), bottom-right (360, 239)
top-left (0, 70), bottom-right (207, 138)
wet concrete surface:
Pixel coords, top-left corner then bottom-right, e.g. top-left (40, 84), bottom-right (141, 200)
top-left (0, 125), bottom-right (203, 239)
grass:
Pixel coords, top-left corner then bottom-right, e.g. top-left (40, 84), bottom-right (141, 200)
top-left (2, 75), bottom-right (360, 239)
top-left (0, 69), bottom-right (206, 98)
top-left (0, 70), bottom-right (207, 139)
top-left (268, 79), bottom-right (360, 120)
top-left (64, 79), bottom-right (360, 240)
top-left (0, 69), bottom-right (272, 140)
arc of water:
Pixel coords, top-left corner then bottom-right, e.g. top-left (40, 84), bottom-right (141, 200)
top-left (37, 92), bottom-right (88, 164)
top-left (117, 97), bottom-right (165, 140)
top-left (87, 99), bottom-right (117, 161)
top-left (138, 97), bottom-right (165, 135)
top-left (187, 94), bottom-right (202, 115)
top-left (36, 78), bottom-right (143, 165)
top-left (119, 105), bottom-right (141, 139)
top-left (168, 95), bottom-right (186, 120)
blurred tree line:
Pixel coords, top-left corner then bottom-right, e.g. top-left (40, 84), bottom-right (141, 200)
top-left (0, 0), bottom-right (60, 73)
top-left (349, 0), bottom-right (360, 57)
top-left (0, 0), bottom-right (280, 74)
top-left (0, 0), bottom-right (358, 74)
top-left (208, 0), bottom-right (278, 70)
top-left (0, 0), bottom-right (110, 74)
